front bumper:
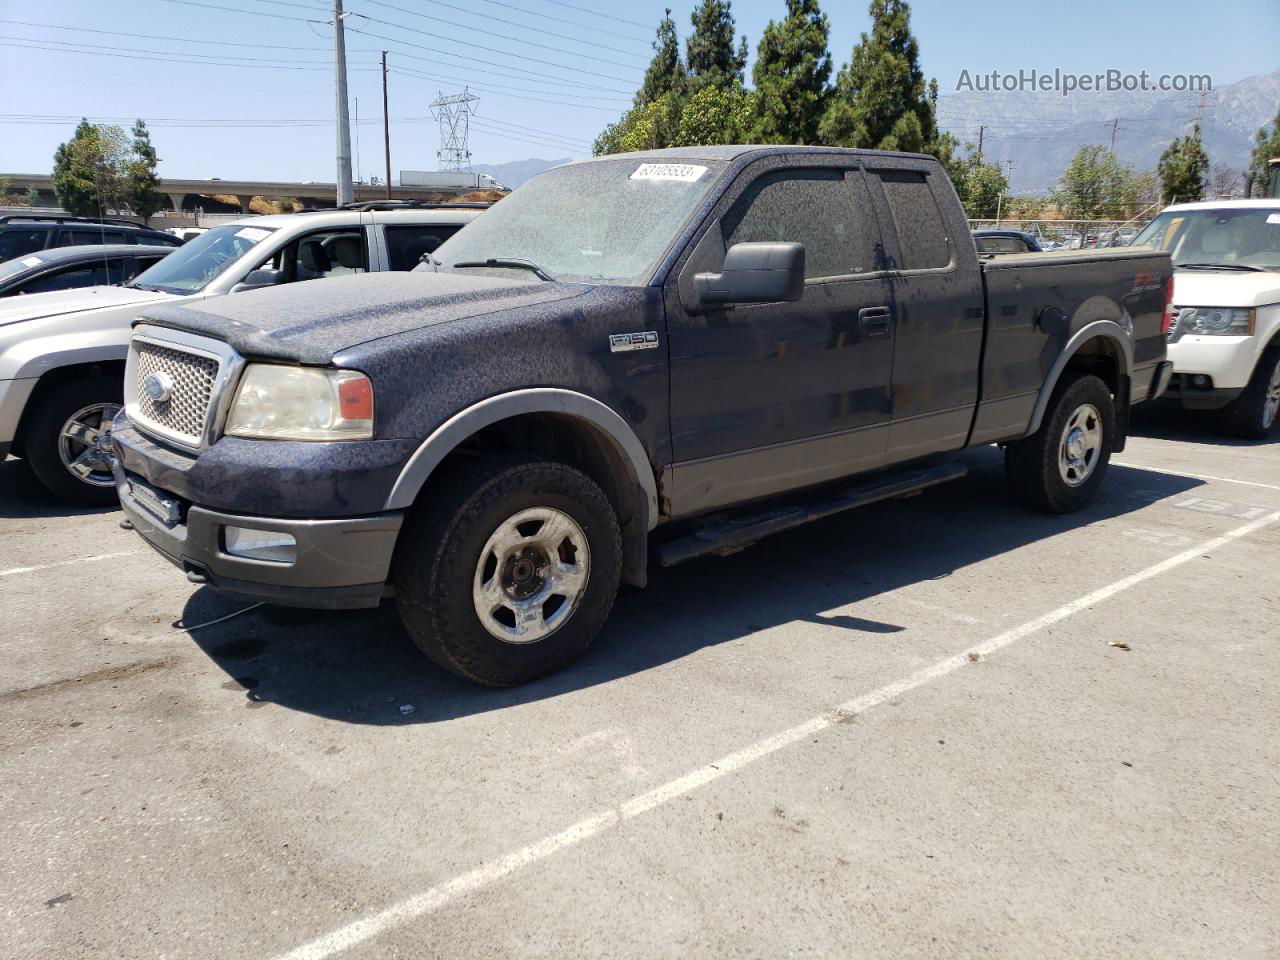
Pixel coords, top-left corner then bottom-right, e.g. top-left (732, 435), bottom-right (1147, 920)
top-left (114, 461), bottom-right (403, 609)
top-left (1167, 335), bottom-right (1260, 391)
top-left (0, 376), bottom-right (38, 449)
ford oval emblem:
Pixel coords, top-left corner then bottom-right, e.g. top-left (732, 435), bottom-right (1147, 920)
top-left (142, 371), bottom-right (174, 403)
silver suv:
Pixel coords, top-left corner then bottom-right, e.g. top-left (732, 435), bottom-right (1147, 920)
top-left (0, 204), bottom-right (485, 504)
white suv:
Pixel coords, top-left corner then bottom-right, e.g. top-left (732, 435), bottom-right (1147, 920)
top-left (0, 203), bottom-right (485, 503)
top-left (1134, 199), bottom-right (1280, 437)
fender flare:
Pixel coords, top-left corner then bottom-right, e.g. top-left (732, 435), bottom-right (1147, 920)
top-left (384, 388), bottom-right (660, 530)
top-left (1024, 319), bottom-right (1133, 437)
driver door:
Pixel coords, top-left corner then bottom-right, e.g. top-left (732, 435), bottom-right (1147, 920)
top-left (663, 162), bottom-right (897, 517)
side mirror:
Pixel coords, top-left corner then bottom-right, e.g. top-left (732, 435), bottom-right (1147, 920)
top-left (694, 242), bottom-right (805, 306)
top-left (232, 267), bottom-right (285, 293)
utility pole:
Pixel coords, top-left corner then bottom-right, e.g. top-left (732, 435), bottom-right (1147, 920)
top-left (1109, 118), bottom-right (1119, 153)
top-left (382, 51), bottom-right (392, 200)
top-left (976, 125), bottom-right (985, 163)
top-left (333, 0), bottom-right (353, 206)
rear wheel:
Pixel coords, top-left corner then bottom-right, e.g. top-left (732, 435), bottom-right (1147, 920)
top-left (1005, 373), bottom-right (1115, 513)
top-left (393, 456), bottom-right (622, 686)
top-left (21, 377), bottom-right (122, 507)
top-left (1221, 346), bottom-right (1280, 440)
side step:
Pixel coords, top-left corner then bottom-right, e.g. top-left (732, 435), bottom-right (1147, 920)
top-left (655, 462), bottom-right (967, 567)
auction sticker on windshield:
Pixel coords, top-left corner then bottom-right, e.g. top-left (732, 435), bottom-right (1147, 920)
top-left (235, 227), bottom-right (271, 242)
top-left (630, 163), bottom-right (708, 183)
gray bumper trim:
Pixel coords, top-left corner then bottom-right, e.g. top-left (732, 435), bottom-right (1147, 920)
top-left (115, 463), bottom-right (403, 609)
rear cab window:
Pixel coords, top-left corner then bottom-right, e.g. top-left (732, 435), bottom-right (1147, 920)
top-left (17, 258), bottom-right (125, 294)
top-left (873, 169), bottom-right (952, 270)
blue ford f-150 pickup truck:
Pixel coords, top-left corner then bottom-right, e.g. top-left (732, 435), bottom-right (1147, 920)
top-left (111, 146), bottom-right (1173, 685)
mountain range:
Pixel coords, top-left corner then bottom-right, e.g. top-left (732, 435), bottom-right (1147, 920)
top-left (936, 68), bottom-right (1280, 194)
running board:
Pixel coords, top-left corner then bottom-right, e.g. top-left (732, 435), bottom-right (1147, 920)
top-left (655, 462), bottom-right (967, 567)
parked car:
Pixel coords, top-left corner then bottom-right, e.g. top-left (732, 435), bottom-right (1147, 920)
top-left (1132, 198), bottom-right (1280, 437)
top-left (110, 146), bottom-right (1172, 686)
top-left (0, 203), bottom-right (486, 504)
top-left (0, 215), bottom-right (182, 261)
top-left (973, 229), bottom-right (1043, 254)
top-left (0, 244), bottom-right (174, 298)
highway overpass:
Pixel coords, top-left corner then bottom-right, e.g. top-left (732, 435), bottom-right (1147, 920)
top-left (2, 173), bottom-right (470, 213)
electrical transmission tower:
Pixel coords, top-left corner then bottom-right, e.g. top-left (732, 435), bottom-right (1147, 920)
top-left (430, 89), bottom-right (479, 171)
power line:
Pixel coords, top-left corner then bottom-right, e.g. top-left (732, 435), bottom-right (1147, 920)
top-left (537, 0), bottom-right (654, 31)
top-left (0, 18), bottom-right (337, 50)
top-left (470, 0), bottom-right (651, 43)
top-left (393, 0), bottom-right (649, 56)
top-left (0, 39), bottom-right (378, 71)
top-left (348, 29), bottom-right (633, 94)
top-left (156, 0), bottom-right (328, 23)
top-left (388, 64), bottom-right (628, 106)
top-left (387, 68), bottom-right (622, 112)
top-left (0, 35), bottom-right (333, 65)
top-left (362, 0), bottom-right (645, 68)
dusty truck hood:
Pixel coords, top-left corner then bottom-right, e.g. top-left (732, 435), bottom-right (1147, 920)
top-left (136, 271), bottom-right (592, 363)
top-left (0, 284), bottom-right (174, 329)
top-left (1171, 268), bottom-right (1280, 307)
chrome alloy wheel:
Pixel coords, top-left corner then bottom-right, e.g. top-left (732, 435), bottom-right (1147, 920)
top-left (472, 506), bottom-right (590, 644)
top-left (1264, 356), bottom-right (1280, 429)
top-left (1058, 402), bottom-right (1103, 488)
top-left (58, 402), bottom-right (122, 488)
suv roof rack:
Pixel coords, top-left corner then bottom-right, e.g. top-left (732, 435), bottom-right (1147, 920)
top-left (0, 214), bottom-right (144, 228)
top-left (296, 200), bottom-right (494, 213)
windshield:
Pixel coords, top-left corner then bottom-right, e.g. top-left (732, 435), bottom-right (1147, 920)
top-left (1133, 207), bottom-right (1280, 271)
top-left (0, 255), bottom-right (42, 282)
top-left (432, 158), bottom-right (727, 284)
top-left (129, 223), bottom-right (276, 294)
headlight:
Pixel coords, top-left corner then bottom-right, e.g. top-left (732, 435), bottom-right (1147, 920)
top-left (1174, 307), bottom-right (1255, 337)
top-left (224, 364), bottom-right (374, 440)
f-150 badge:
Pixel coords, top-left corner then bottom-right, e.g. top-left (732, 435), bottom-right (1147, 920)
top-left (609, 331), bottom-right (659, 352)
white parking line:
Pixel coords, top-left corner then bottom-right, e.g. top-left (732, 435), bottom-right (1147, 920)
top-left (1112, 461), bottom-right (1280, 492)
top-left (271, 509), bottom-right (1280, 960)
top-left (0, 550), bottom-right (143, 579)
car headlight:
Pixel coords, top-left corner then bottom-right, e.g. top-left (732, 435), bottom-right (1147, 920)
top-left (1174, 307), bottom-right (1255, 337)
top-left (224, 364), bottom-right (374, 440)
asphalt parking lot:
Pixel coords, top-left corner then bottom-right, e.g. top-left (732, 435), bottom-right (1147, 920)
top-left (2, 405), bottom-right (1277, 960)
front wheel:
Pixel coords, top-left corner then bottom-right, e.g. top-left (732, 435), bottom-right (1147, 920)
top-left (393, 456), bottom-right (622, 686)
top-left (1221, 346), bottom-right (1280, 440)
top-left (1005, 373), bottom-right (1115, 513)
top-left (20, 377), bottom-right (122, 507)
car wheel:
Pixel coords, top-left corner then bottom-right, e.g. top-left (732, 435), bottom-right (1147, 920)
top-left (393, 455), bottom-right (622, 686)
top-left (20, 377), bottom-right (122, 507)
top-left (1005, 373), bottom-right (1115, 513)
top-left (1221, 346), bottom-right (1280, 440)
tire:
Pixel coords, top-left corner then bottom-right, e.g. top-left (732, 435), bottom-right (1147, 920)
top-left (1005, 373), bottom-right (1115, 514)
top-left (20, 377), bottom-right (122, 507)
top-left (392, 455), bottom-right (622, 687)
top-left (1220, 346), bottom-right (1280, 440)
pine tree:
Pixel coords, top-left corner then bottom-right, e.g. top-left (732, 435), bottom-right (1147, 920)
top-left (1157, 123), bottom-right (1209, 204)
top-left (1248, 102), bottom-right (1280, 196)
top-left (819, 0), bottom-right (935, 152)
top-left (686, 0), bottom-right (747, 90)
top-left (127, 120), bottom-right (164, 223)
top-left (751, 0), bottom-right (832, 144)
top-left (637, 9), bottom-right (686, 107)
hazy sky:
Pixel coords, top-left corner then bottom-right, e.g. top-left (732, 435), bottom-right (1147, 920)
top-left (1, 0), bottom-right (1276, 182)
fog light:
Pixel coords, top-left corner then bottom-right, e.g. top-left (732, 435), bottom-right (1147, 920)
top-left (224, 525), bottom-right (297, 563)
top-left (1191, 374), bottom-right (1212, 389)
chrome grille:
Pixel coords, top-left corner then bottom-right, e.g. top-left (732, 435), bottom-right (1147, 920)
top-left (133, 340), bottom-right (220, 444)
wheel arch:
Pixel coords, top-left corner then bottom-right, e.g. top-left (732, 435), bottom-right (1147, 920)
top-left (1024, 320), bottom-right (1132, 438)
top-left (385, 390), bottom-right (660, 588)
top-left (11, 358), bottom-right (125, 457)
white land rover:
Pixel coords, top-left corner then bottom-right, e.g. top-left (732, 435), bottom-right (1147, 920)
top-left (1133, 199), bottom-right (1280, 437)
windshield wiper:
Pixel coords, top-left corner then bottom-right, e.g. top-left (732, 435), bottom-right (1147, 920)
top-left (452, 257), bottom-right (557, 281)
top-left (1178, 262), bottom-right (1266, 272)
top-left (127, 282), bottom-right (160, 291)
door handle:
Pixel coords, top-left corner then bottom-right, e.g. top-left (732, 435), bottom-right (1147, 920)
top-left (858, 306), bottom-right (893, 338)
